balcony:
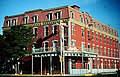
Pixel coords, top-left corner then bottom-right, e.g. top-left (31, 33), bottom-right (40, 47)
top-left (32, 46), bottom-right (98, 55)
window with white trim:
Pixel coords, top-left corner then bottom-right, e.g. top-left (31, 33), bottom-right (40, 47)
top-left (44, 25), bottom-right (48, 37)
top-left (12, 18), bottom-right (17, 26)
top-left (104, 35), bottom-right (106, 44)
top-left (100, 34), bottom-right (102, 43)
top-left (86, 18), bottom-right (89, 24)
top-left (52, 25), bottom-right (58, 35)
top-left (96, 32), bottom-right (98, 42)
top-left (88, 44), bottom-right (90, 52)
top-left (53, 40), bottom-right (58, 51)
top-left (72, 40), bottom-right (76, 47)
top-left (23, 16), bottom-right (29, 24)
top-left (104, 47), bottom-right (106, 56)
top-left (48, 12), bottom-right (53, 20)
top-left (82, 42), bottom-right (85, 51)
top-left (98, 24), bottom-right (100, 29)
top-left (44, 41), bottom-right (48, 52)
top-left (32, 15), bottom-right (38, 23)
top-left (56, 11), bottom-right (62, 19)
top-left (80, 15), bottom-right (84, 23)
top-left (33, 27), bottom-right (38, 37)
top-left (70, 11), bottom-right (74, 19)
top-left (6, 20), bottom-right (11, 26)
top-left (94, 22), bottom-right (96, 28)
top-left (82, 28), bottom-right (84, 37)
top-left (72, 23), bottom-right (75, 35)
top-left (92, 31), bottom-right (94, 40)
top-left (100, 46), bottom-right (102, 55)
top-left (88, 29), bottom-right (90, 40)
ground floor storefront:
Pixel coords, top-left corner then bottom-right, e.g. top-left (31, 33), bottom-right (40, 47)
top-left (20, 51), bottom-right (120, 74)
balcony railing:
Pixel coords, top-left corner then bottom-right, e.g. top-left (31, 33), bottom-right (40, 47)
top-left (32, 46), bottom-right (98, 54)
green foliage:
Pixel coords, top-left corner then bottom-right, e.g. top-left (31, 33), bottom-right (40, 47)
top-left (0, 25), bottom-right (33, 58)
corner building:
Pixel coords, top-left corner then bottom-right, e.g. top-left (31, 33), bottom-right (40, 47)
top-left (3, 5), bottom-right (120, 74)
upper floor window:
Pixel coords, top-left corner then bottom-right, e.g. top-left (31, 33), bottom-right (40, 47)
top-left (98, 24), bottom-right (100, 29)
top-left (102, 25), bottom-right (104, 31)
top-left (47, 12), bottom-right (53, 20)
top-left (72, 23), bottom-right (75, 35)
top-left (70, 11), bottom-right (74, 19)
top-left (94, 22), bottom-right (96, 28)
top-left (52, 40), bottom-right (58, 51)
top-left (80, 15), bottom-right (84, 23)
top-left (23, 16), bottom-right (29, 24)
top-left (100, 34), bottom-right (102, 43)
top-left (72, 40), bottom-right (76, 47)
top-left (44, 25), bottom-right (49, 37)
top-left (82, 28), bottom-right (84, 37)
top-left (56, 11), bottom-right (62, 19)
top-left (88, 29), bottom-right (90, 40)
top-left (44, 41), bottom-right (49, 52)
top-left (86, 18), bottom-right (89, 24)
top-left (52, 25), bottom-right (58, 35)
top-left (6, 20), bottom-right (11, 27)
top-left (33, 27), bottom-right (38, 37)
top-left (92, 31), bottom-right (94, 40)
top-left (32, 15), bottom-right (38, 23)
top-left (104, 35), bottom-right (106, 44)
top-left (96, 32), bottom-right (98, 42)
top-left (12, 18), bottom-right (17, 26)
top-left (108, 48), bottom-right (110, 57)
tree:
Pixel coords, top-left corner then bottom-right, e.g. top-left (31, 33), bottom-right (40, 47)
top-left (0, 25), bottom-right (33, 58)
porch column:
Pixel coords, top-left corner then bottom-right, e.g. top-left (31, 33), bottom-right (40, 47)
top-left (41, 56), bottom-right (42, 75)
top-left (32, 55), bottom-right (33, 74)
top-left (88, 57), bottom-right (92, 73)
top-left (68, 59), bottom-right (71, 74)
top-left (50, 56), bottom-right (52, 74)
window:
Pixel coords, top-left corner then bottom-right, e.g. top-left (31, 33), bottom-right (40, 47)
top-left (102, 25), bottom-right (104, 31)
top-left (114, 49), bottom-right (117, 57)
top-left (56, 11), bottom-right (62, 19)
top-left (82, 28), bottom-right (84, 37)
top-left (44, 25), bottom-right (48, 36)
top-left (96, 45), bottom-right (99, 53)
top-left (70, 11), bottom-right (74, 19)
top-left (88, 44), bottom-right (90, 52)
top-left (48, 13), bottom-right (53, 20)
top-left (96, 32), bottom-right (98, 42)
top-left (106, 27), bottom-right (108, 32)
top-left (110, 38), bottom-right (112, 45)
top-left (52, 25), bottom-right (58, 35)
top-left (98, 24), bottom-right (100, 29)
top-left (92, 31), bottom-right (94, 40)
top-left (86, 18), bottom-right (89, 24)
top-left (100, 34), bottom-right (102, 42)
top-left (80, 15), bottom-right (84, 23)
top-left (6, 20), bottom-right (11, 26)
top-left (23, 17), bottom-right (28, 24)
top-left (72, 40), bottom-right (76, 47)
top-left (53, 40), bottom-right (58, 51)
top-left (104, 47), bottom-right (106, 56)
top-left (108, 48), bottom-right (110, 57)
top-left (88, 30), bottom-right (90, 40)
top-left (104, 35), bottom-right (106, 44)
top-left (44, 41), bottom-right (48, 52)
top-left (33, 27), bottom-right (38, 37)
top-left (32, 15), bottom-right (38, 23)
top-left (100, 46), bottom-right (102, 55)
top-left (12, 18), bottom-right (17, 26)
top-left (82, 42), bottom-right (85, 51)
top-left (72, 23), bottom-right (75, 35)
top-left (94, 22), bottom-right (96, 28)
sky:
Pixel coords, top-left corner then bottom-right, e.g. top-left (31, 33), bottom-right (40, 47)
top-left (0, 0), bottom-right (120, 40)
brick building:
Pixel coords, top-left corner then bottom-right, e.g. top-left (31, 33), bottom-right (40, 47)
top-left (2, 5), bottom-right (120, 74)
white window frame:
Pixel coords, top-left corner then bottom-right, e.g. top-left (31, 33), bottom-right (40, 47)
top-left (80, 15), bottom-right (84, 23)
top-left (81, 42), bottom-right (85, 52)
top-left (82, 27), bottom-right (84, 37)
top-left (12, 18), bottom-right (18, 26)
top-left (7, 20), bottom-right (11, 27)
top-left (72, 23), bottom-right (75, 35)
top-left (52, 24), bottom-right (58, 35)
top-left (33, 14), bottom-right (38, 23)
top-left (48, 12), bottom-right (53, 20)
top-left (23, 16), bottom-right (29, 24)
top-left (33, 27), bottom-right (38, 37)
top-left (70, 11), bottom-right (74, 19)
top-left (72, 39), bottom-right (76, 47)
top-left (44, 41), bottom-right (49, 52)
top-left (52, 40), bottom-right (58, 51)
top-left (44, 25), bottom-right (49, 37)
top-left (56, 10), bottom-right (62, 19)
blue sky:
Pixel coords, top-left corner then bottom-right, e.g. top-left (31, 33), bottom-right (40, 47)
top-left (0, 0), bottom-right (120, 40)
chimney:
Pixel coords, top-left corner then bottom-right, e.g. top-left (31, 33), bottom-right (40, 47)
top-left (71, 5), bottom-right (80, 11)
